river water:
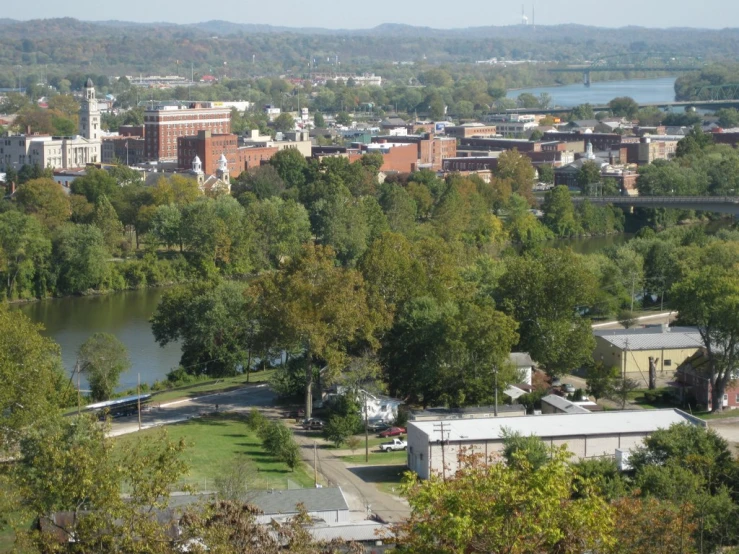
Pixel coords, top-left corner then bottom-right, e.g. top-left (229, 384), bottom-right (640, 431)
top-left (507, 77), bottom-right (677, 108)
top-left (12, 288), bottom-right (181, 392)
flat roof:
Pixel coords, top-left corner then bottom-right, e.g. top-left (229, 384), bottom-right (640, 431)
top-left (594, 326), bottom-right (703, 351)
top-left (248, 487), bottom-right (348, 515)
top-left (541, 395), bottom-right (591, 414)
top-left (409, 409), bottom-right (703, 442)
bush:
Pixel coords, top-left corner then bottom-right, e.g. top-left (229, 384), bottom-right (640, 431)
top-left (246, 408), bottom-right (268, 433)
top-left (260, 421), bottom-right (302, 470)
top-left (324, 413), bottom-right (361, 447)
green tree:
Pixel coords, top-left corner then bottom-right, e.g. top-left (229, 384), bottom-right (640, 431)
top-left (272, 112), bottom-right (295, 133)
top-left (252, 244), bottom-right (377, 419)
top-left (498, 249), bottom-right (597, 376)
top-left (396, 446), bottom-right (614, 554)
top-left (151, 281), bottom-right (254, 377)
top-left (716, 107), bottom-right (739, 128)
top-left (270, 148), bottom-right (308, 188)
top-left (247, 197), bottom-right (311, 268)
top-left (149, 203), bottom-right (183, 251)
top-left (53, 224), bottom-right (109, 294)
top-left (233, 165), bottom-right (285, 200)
top-left (0, 308), bottom-right (71, 450)
top-left (672, 265), bottom-right (739, 412)
top-left (609, 377), bottom-right (639, 409)
top-left (542, 185), bottom-right (582, 238)
top-left (77, 332), bottom-right (131, 401)
top-left (0, 211), bottom-right (51, 299)
top-left (585, 362), bottom-right (620, 402)
top-left (313, 112), bottom-right (326, 128)
top-left (538, 164), bottom-right (555, 184)
top-left (379, 183), bottom-right (417, 234)
top-left (608, 96), bottom-right (639, 118)
top-left (150, 174), bottom-right (202, 207)
top-left (577, 161), bottom-right (603, 194)
top-left (571, 103), bottom-right (596, 120)
top-left (501, 430), bottom-right (550, 470)
top-left (92, 194), bottom-right (125, 254)
top-left (70, 167), bottom-right (121, 205)
top-left (529, 129), bottom-right (544, 141)
top-left (15, 178), bottom-right (71, 229)
top-left (335, 111), bottom-right (352, 126)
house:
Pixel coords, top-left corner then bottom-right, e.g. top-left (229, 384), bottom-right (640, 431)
top-left (307, 521), bottom-right (394, 552)
top-left (406, 409), bottom-right (705, 479)
top-left (672, 350), bottom-right (739, 411)
top-left (324, 387), bottom-right (403, 425)
top-left (248, 487), bottom-right (350, 525)
top-left (593, 326), bottom-right (704, 387)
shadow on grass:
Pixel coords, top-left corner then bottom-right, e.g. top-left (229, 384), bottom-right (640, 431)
top-left (347, 465), bottom-right (407, 484)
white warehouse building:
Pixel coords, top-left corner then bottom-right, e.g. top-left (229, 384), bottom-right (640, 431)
top-left (406, 409), bottom-right (705, 480)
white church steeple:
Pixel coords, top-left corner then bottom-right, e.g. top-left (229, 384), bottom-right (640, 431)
top-left (79, 78), bottom-right (101, 143)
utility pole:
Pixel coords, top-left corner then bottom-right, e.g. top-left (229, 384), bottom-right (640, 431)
top-left (494, 366), bottom-right (499, 417)
top-left (313, 442), bottom-right (318, 487)
top-left (433, 421), bottom-right (451, 481)
top-left (137, 373), bottom-right (142, 431)
top-left (76, 361), bottom-right (81, 415)
top-left (630, 272), bottom-right (637, 313)
top-left (364, 392), bottom-right (369, 463)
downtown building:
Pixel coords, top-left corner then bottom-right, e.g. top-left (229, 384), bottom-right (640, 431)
top-left (144, 103), bottom-right (231, 162)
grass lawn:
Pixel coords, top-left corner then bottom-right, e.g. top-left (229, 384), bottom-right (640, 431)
top-left (696, 410), bottom-right (739, 421)
top-left (341, 450), bottom-right (408, 465)
top-left (343, 464), bottom-right (408, 497)
top-left (115, 412), bottom-right (314, 492)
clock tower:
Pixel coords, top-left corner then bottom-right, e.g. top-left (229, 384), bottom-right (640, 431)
top-left (79, 78), bottom-right (101, 142)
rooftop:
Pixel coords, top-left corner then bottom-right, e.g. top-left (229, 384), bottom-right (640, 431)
top-left (307, 521), bottom-right (393, 543)
top-left (248, 487), bottom-right (348, 516)
top-left (541, 395), bottom-right (591, 414)
top-left (409, 409), bottom-right (704, 442)
top-left (594, 326), bottom-right (703, 351)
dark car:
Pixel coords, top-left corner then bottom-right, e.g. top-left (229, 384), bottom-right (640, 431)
top-left (368, 421), bottom-right (390, 432)
top-left (301, 418), bottom-right (325, 430)
top-left (378, 426), bottom-right (406, 438)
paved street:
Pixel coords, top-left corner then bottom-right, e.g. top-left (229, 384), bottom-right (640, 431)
top-left (591, 311), bottom-right (678, 331)
top-left (108, 384), bottom-right (276, 436)
top-left (291, 427), bottom-right (411, 523)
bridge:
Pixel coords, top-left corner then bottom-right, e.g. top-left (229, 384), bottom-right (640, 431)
top-left (501, 98), bottom-right (739, 116)
top-left (571, 196), bottom-right (739, 216)
top-left (547, 54), bottom-right (704, 86)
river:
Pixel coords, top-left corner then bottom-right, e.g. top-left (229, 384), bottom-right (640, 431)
top-left (507, 77), bottom-right (677, 108)
top-left (12, 288), bottom-right (181, 392)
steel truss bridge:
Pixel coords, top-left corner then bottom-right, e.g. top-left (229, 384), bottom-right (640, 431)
top-left (547, 54), bottom-right (704, 86)
top-left (572, 196), bottom-right (739, 216)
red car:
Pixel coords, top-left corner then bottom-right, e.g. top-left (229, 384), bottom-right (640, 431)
top-left (378, 426), bottom-right (406, 438)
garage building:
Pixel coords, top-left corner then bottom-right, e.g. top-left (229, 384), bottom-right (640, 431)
top-left (406, 409), bottom-right (705, 479)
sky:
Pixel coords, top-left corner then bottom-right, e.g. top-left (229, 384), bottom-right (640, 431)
top-left (4, 0), bottom-right (739, 30)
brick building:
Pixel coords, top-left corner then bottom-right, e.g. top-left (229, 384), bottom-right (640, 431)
top-left (623, 137), bottom-right (679, 165)
top-left (542, 131), bottom-right (622, 152)
top-left (145, 104), bottom-right (231, 162)
top-left (370, 133), bottom-right (456, 171)
top-left (443, 123), bottom-right (497, 139)
top-left (102, 136), bottom-right (146, 165)
top-left (349, 142), bottom-right (419, 173)
top-left (178, 130), bottom-right (279, 179)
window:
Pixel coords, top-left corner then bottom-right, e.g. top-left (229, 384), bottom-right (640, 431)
top-left (664, 360), bottom-right (672, 367)
top-left (419, 453), bottom-right (424, 461)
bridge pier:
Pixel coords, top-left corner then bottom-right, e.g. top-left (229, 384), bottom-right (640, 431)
top-left (583, 70), bottom-right (591, 87)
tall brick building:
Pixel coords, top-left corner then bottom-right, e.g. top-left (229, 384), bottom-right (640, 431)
top-left (178, 130), bottom-right (279, 179)
top-left (144, 104), bottom-right (231, 162)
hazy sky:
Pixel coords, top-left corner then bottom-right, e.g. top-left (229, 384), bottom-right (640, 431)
top-left (5, 0), bottom-right (739, 29)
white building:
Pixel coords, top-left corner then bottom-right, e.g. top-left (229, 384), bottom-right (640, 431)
top-left (0, 79), bottom-right (101, 171)
top-left (406, 409), bottom-right (705, 479)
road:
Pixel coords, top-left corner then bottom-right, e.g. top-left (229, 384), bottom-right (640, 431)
top-left (291, 427), bottom-right (411, 523)
top-left (591, 311), bottom-right (677, 331)
top-left (108, 384), bottom-right (276, 437)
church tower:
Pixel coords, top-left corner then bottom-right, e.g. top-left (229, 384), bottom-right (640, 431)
top-left (79, 78), bottom-right (101, 142)
top-left (215, 153), bottom-right (230, 182)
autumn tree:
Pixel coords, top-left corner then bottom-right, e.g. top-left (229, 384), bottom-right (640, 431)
top-left (13, 415), bottom-right (189, 552)
top-left (15, 178), bottom-right (71, 229)
top-left (496, 149), bottom-right (536, 203)
top-left (251, 244), bottom-right (377, 418)
top-left (0, 211), bottom-right (51, 299)
top-left (396, 447), bottom-right (614, 553)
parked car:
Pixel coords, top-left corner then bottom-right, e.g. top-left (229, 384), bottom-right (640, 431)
top-left (379, 438), bottom-right (407, 452)
top-left (368, 421), bottom-right (390, 432)
top-left (285, 408), bottom-right (305, 420)
top-left (301, 418), bottom-right (325, 430)
top-left (562, 384), bottom-right (576, 394)
top-left (378, 426), bottom-right (406, 438)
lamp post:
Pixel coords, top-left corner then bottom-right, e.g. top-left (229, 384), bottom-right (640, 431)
top-left (494, 365), bottom-right (498, 417)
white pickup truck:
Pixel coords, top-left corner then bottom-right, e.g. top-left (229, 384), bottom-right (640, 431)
top-left (379, 438), bottom-right (407, 452)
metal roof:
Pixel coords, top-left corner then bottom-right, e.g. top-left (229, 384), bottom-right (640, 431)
top-left (409, 409), bottom-right (704, 443)
top-left (541, 395), bottom-right (591, 414)
top-left (308, 521), bottom-right (393, 542)
top-left (248, 487), bottom-right (349, 516)
top-left (594, 326), bottom-right (703, 351)
top-left (509, 352), bottom-right (535, 367)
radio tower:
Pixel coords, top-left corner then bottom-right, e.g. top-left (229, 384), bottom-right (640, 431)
top-left (521, 5), bottom-right (529, 25)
